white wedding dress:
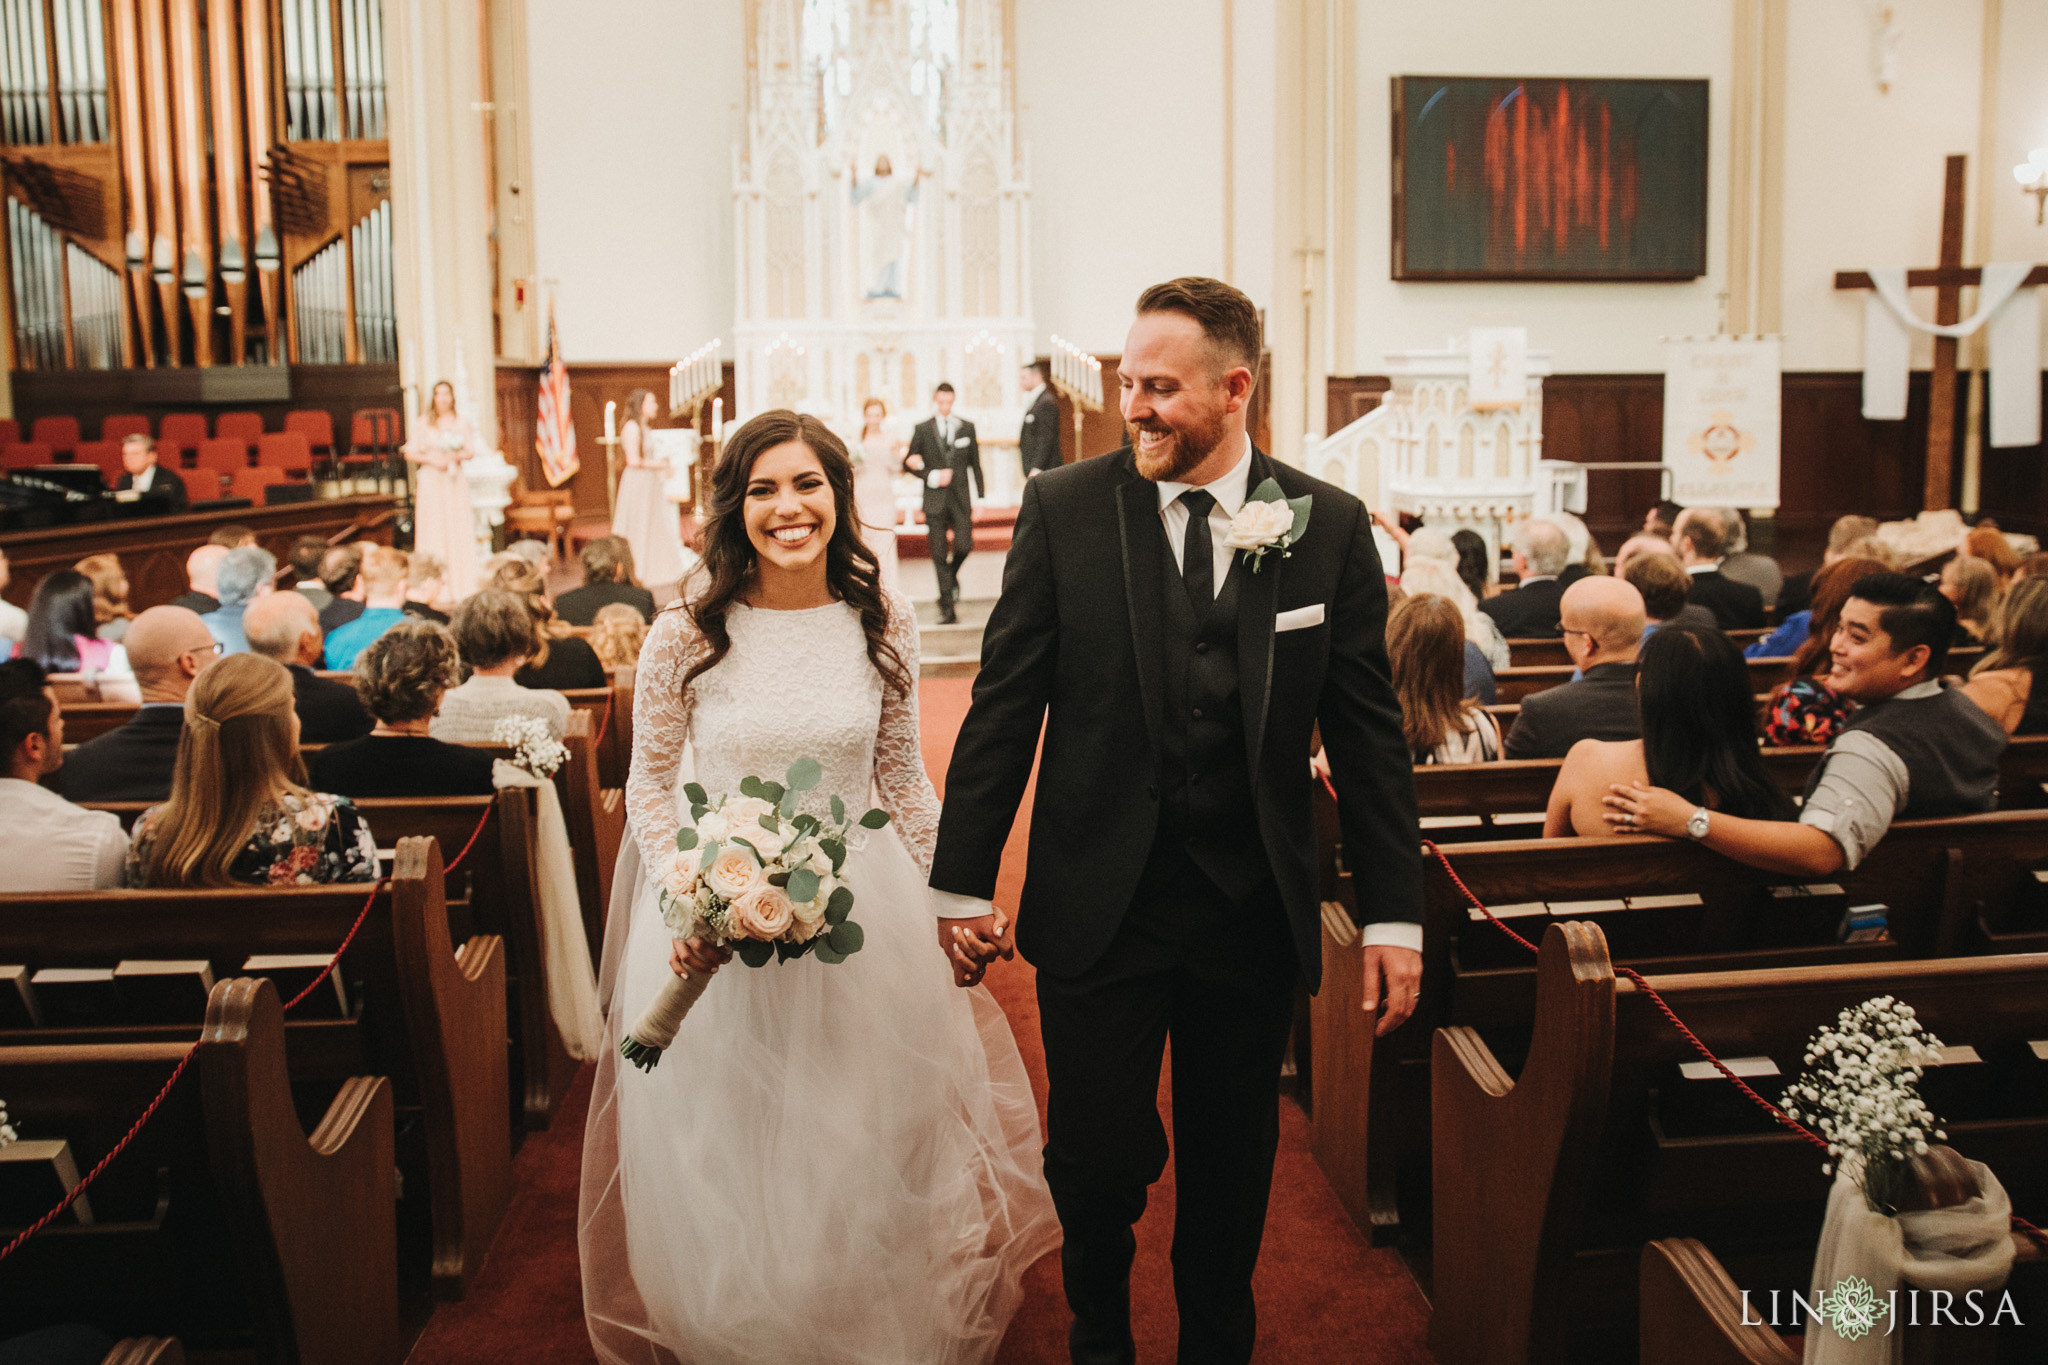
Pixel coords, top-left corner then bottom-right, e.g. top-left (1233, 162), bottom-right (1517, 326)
top-left (579, 591), bottom-right (1058, 1365)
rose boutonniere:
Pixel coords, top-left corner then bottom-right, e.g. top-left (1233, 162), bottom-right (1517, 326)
top-left (1224, 479), bottom-right (1312, 573)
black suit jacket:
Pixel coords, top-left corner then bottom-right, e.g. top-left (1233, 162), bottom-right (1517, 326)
top-left (1503, 661), bottom-right (1643, 759)
top-left (554, 582), bottom-right (658, 626)
top-left (1018, 386), bottom-right (1061, 475)
top-left (1687, 569), bottom-right (1767, 630)
top-left (1478, 577), bottom-right (1568, 638)
top-left (905, 416), bottom-right (984, 512)
top-left (55, 704), bottom-right (184, 802)
top-left (289, 664), bottom-right (374, 743)
top-left (929, 446), bottom-right (1420, 990)
top-left (116, 466), bottom-right (188, 512)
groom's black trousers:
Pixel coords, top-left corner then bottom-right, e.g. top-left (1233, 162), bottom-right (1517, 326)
top-left (1035, 856), bottom-right (1298, 1365)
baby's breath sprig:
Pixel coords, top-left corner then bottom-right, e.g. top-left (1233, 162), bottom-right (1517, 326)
top-left (491, 716), bottom-right (569, 779)
top-left (1781, 996), bottom-right (1947, 1214)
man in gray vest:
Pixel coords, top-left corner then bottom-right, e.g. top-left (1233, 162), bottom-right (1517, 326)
top-left (1605, 573), bottom-right (2006, 874)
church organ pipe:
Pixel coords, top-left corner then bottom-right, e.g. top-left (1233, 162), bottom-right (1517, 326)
top-left (243, 0), bottom-right (281, 362)
top-left (136, 0), bottom-right (182, 363)
top-left (3, 0), bottom-right (53, 145)
top-left (362, 0), bottom-right (383, 137)
top-left (50, 0), bottom-right (108, 144)
top-left (8, 198), bottom-right (65, 369)
top-left (108, 0), bottom-right (153, 364)
top-left (350, 199), bottom-right (392, 362)
top-left (207, 0), bottom-right (249, 363)
top-left (67, 242), bottom-right (119, 367)
top-left (165, 0), bottom-right (212, 365)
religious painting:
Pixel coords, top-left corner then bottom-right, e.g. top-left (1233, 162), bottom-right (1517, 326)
top-left (1392, 76), bottom-right (1708, 281)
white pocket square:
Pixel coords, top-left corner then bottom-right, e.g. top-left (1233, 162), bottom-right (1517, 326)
top-left (954, 436), bottom-right (971, 447)
top-left (1275, 603), bottom-right (1326, 633)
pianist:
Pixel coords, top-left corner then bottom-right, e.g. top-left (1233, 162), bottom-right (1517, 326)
top-left (114, 435), bottom-right (188, 513)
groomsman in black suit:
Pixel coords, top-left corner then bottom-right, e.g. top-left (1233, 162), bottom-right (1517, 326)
top-left (1019, 360), bottom-right (1062, 477)
top-left (113, 435), bottom-right (188, 512)
top-left (904, 382), bottom-right (984, 624)
top-left (931, 278), bottom-right (1421, 1365)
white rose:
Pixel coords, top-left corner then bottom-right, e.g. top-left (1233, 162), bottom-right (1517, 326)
top-left (704, 846), bottom-right (766, 901)
top-left (724, 821), bottom-right (780, 860)
top-left (1223, 498), bottom-right (1296, 551)
top-left (662, 848), bottom-right (703, 897)
top-left (694, 811), bottom-right (729, 843)
top-left (724, 795), bottom-right (776, 826)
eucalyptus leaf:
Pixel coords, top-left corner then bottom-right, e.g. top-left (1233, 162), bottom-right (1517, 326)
top-left (830, 795), bottom-right (846, 824)
top-left (675, 828), bottom-right (698, 851)
top-left (763, 781), bottom-right (786, 803)
top-left (827, 920), bottom-right (865, 956)
top-left (793, 814), bottom-right (820, 836)
top-left (683, 782), bottom-right (707, 806)
top-left (761, 812), bottom-right (779, 833)
top-left (779, 790), bottom-right (801, 820)
top-left (820, 837), bottom-right (846, 870)
top-left (739, 775), bottom-right (767, 800)
top-left (735, 939), bottom-right (775, 968)
top-left (825, 886), bottom-right (854, 924)
top-left (1286, 493), bottom-right (1313, 542)
top-left (775, 939), bottom-right (804, 963)
top-left (785, 757), bottom-right (823, 792)
top-left (813, 940), bottom-right (847, 965)
top-left (1250, 476), bottom-right (1284, 503)
top-left (767, 871), bottom-right (790, 887)
top-left (731, 837), bottom-right (763, 861)
top-left (690, 804), bottom-right (710, 822)
top-left (787, 868), bottom-right (820, 904)
top-left (699, 839), bottom-right (721, 867)
top-left (859, 808), bottom-right (891, 830)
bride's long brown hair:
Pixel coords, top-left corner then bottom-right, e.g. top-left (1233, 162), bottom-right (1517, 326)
top-left (679, 410), bottom-right (912, 698)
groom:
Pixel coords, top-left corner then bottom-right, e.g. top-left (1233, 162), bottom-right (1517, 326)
top-left (929, 277), bottom-right (1422, 1365)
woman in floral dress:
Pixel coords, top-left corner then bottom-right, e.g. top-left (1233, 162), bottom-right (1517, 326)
top-left (124, 654), bottom-right (377, 887)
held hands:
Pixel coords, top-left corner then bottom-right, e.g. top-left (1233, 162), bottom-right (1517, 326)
top-left (1360, 945), bottom-right (1422, 1036)
top-left (670, 935), bottom-right (734, 980)
top-left (936, 912), bottom-right (1013, 987)
top-left (929, 468), bottom-right (954, 487)
top-left (1601, 782), bottom-right (1691, 837)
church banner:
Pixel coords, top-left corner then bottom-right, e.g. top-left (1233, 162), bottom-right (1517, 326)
top-left (1661, 335), bottom-right (1781, 509)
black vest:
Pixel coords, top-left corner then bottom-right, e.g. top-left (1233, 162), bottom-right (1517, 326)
top-left (1802, 684), bottom-right (2006, 819)
top-left (1147, 546), bottom-right (1267, 903)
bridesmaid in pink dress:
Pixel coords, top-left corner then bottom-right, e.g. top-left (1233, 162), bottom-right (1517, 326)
top-left (401, 381), bottom-right (481, 605)
top-left (855, 398), bottom-right (902, 589)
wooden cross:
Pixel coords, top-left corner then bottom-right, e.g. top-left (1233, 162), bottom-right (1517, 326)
top-left (1834, 154), bottom-right (2048, 511)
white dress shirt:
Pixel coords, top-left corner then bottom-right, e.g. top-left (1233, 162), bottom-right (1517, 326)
top-left (0, 598), bottom-right (26, 646)
top-left (132, 463), bottom-right (157, 493)
top-left (0, 777), bottom-right (129, 891)
top-left (930, 434), bottom-right (1423, 955)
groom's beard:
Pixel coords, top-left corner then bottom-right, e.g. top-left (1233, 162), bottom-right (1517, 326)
top-left (1130, 410), bottom-right (1227, 482)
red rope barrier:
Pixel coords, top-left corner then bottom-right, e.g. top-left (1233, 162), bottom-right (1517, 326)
top-left (0, 802), bottom-right (497, 1266)
top-left (1320, 772), bottom-right (2048, 1246)
top-left (593, 687), bottom-right (615, 747)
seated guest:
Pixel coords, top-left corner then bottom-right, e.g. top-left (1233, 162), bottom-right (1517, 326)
top-left (317, 545), bottom-right (367, 635)
top-left (1961, 577), bottom-right (2048, 734)
top-left (22, 570), bottom-right (132, 683)
top-left (0, 548), bottom-right (25, 648)
top-left (287, 535), bottom-right (333, 611)
top-left (1778, 514), bottom-right (1879, 618)
top-left (75, 553), bottom-right (133, 643)
top-left (487, 558), bottom-right (608, 691)
top-left (1625, 552), bottom-right (1719, 637)
top-left (554, 536), bottom-right (659, 626)
top-left (199, 546), bottom-right (276, 655)
top-left (1642, 500), bottom-right (1685, 540)
top-left (1938, 555), bottom-right (1998, 644)
top-left (242, 591), bottom-right (374, 743)
top-left (1504, 576), bottom-right (1645, 759)
top-left (323, 546), bottom-right (411, 670)
top-left (113, 434), bottom-right (187, 511)
top-left (1959, 525), bottom-right (2021, 589)
top-left (124, 654), bottom-right (378, 887)
top-left (1613, 533), bottom-right (1676, 580)
top-left (1547, 625), bottom-right (1793, 837)
top-left (211, 524), bottom-right (257, 550)
top-left (55, 606), bottom-right (218, 803)
top-left (433, 589), bottom-right (574, 741)
top-left (1451, 528), bottom-right (1492, 603)
top-left (310, 621), bottom-right (495, 797)
top-left (403, 554), bottom-right (451, 623)
top-left (1389, 594), bottom-right (1501, 763)
top-left (1761, 555), bottom-right (1892, 747)
top-left (1673, 506), bottom-right (1766, 629)
top-left (1606, 575), bottom-right (2007, 876)
top-left (1718, 510), bottom-right (1783, 607)
top-left (589, 601), bottom-right (650, 671)
top-left (0, 659), bottom-right (128, 890)
top-left (2014, 551), bottom-right (2048, 586)
top-left (1399, 556), bottom-right (1501, 698)
top-left (1478, 518), bottom-right (1573, 639)
top-left (1546, 509), bottom-right (1601, 582)
top-left (169, 544), bottom-right (228, 615)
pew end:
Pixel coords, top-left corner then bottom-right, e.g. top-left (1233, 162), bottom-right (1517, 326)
top-left (1638, 1239), bottom-right (1799, 1365)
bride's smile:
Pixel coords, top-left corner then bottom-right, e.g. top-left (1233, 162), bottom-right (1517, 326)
top-left (744, 440), bottom-right (839, 588)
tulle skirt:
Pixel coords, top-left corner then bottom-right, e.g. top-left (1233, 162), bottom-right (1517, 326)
top-left (579, 827), bottom-right (1060, 1365)
top-left (614, 467), bottom-right (690, 590)
top-left (411, 463), bottom-right (478, 602)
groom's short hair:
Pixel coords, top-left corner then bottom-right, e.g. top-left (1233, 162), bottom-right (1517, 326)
top-left (1135, 277), bottom-right (1262, 381)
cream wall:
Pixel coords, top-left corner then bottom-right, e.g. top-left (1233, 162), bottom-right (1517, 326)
top-left (523, 0), bottom-right (744, 361)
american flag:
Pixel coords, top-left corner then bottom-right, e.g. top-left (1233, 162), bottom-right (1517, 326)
top-left (536, 299), bottom-right (579, 487)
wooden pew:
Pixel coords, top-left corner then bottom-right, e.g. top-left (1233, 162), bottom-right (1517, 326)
top-left (0, 977), bottom-right (400, 1363)
top-left (560, 665), bottom-right (635, 793)
top-left (1508, 629), bottom-right (1773, 669)
top-left (1494, 649), bottom-right (1987, 706)
top-left (1638, 1240), bottom-right (1798, 1365)
top-left (1311, 799), bottom-right (2048, 1243)
top-left (1430, 925), bottom-right (2048, 1364)
top-left (0, 840), bottom-right (508, 1301)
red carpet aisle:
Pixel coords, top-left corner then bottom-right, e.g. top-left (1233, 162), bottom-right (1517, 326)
top-left (405, 679), bottom-right (1434, 1364)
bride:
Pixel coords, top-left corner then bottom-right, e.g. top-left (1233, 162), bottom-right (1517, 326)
top-left (579, 409), bottom-right (1058, 1363)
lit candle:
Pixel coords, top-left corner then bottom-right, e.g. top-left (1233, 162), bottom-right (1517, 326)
top-left (712, 396), bottom-right (723, 445)
top-left (604, 400), bottom-right (616, 440)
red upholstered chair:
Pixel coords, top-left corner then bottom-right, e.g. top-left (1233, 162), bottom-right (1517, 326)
top-left (2, 442), bottom-right (54, 470)
top-left (194, 439), bottom-right (247, 497)
top-left (72, 441), bottom-right (125, 483)
top-left (100, 414), bottom-right (151, 443)
top-left (159, 413), bottom-right (208, 467)
top-left (256, 431), bottom-right (313, 474)
top-left (283, 409), bottom-right (336, 460)
top-left (215, 411), bottom-right (265, 445)
top-left (349, 407), bottom-right (405, 454)
top-left (29, 416), bottom-right (79, 455)
top-left (231, 466), bottom-right (287, 502)
top-left (0, 420), bottom-right (17, 447)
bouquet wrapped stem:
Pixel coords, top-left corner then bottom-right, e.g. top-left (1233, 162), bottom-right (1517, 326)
top-left (619, 942), bottom-right (717, 1072)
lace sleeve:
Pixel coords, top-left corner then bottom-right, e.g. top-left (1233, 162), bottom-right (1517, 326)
top-left (625, 607), bottom-right (707, 869)
top-left (873, 590), bottom-right (941, 877)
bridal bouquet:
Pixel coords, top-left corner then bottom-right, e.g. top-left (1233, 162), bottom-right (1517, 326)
top-left (1781, 995), bottom-right (1948, 1214)
top-left (619, 757), bottom-right (889, 1072)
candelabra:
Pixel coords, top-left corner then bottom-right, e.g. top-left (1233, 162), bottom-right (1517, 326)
top-left (1048, 334), bottom-right (1105, 460)
top-left (669, 339), bottom-right (725, 510)
top-left (2016, 148), bottom-right (2048, 226)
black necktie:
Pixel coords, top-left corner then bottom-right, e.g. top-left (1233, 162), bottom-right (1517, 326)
top-left (1179, 489), bottom-right (1216, 608)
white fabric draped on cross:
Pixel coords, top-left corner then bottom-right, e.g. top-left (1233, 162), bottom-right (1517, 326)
top-left (1861, 262), bottom-right (2040, 448)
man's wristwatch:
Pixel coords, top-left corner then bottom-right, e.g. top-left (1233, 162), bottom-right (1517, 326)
top-left (1685, 806), bottom-right (1712, 841)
